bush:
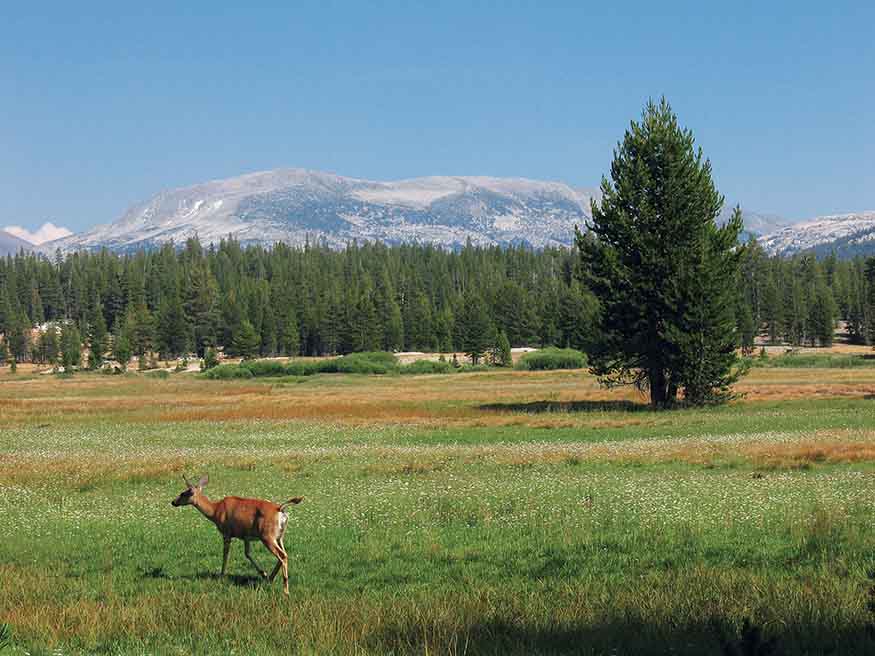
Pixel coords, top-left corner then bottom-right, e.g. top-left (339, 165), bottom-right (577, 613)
top-left (204, 352), bottom-right (401, 379)
top-left (336, 351), bottom-right (399, 374)
top-left (203, 364), bottom-right (255, 379)
top-left (243, 360), bottom-right (289, 377)
top-left (202, 347), bottom-right (220, 371)
top-left (515, 347), bottom-right (587, 371)
top-left (400, 359), bottom-right (454, 375)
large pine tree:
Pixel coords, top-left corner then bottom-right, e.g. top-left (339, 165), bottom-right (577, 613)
top-left (577, 98), bottom-right (745, 407)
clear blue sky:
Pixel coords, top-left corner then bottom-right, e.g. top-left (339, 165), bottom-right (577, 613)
top-left (2, 1), bottom-right (873, 233)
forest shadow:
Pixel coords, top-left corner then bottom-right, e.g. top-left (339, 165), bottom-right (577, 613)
top-left (479, 400), bottom-right (651, 414)
top-left (372, 616), bottom-right (873, 655)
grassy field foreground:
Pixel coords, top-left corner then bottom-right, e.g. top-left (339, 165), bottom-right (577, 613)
top-left (3, 367), bottom-right (875, 654)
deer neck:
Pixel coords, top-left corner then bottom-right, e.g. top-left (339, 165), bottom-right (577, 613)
top-left (192, 493), bottom-right (218, 523)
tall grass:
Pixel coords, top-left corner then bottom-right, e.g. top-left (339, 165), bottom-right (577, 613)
top-left (751, 352), bottom-right (875, 369)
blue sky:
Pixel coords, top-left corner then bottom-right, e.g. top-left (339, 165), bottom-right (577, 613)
top-left (2, 1), bottom-right (873, 233)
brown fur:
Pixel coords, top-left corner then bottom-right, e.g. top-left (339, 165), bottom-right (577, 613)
top-left (171, 475), bottom-right (303, 595)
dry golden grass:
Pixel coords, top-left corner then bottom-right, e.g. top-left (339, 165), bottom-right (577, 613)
top-left (3, 365), bottom-right (875, 432)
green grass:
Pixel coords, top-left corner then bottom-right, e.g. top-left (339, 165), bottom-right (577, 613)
top-left (4, 370), bottom-right (875, 653)
top-left (751, 352), bottom-right (875, 368)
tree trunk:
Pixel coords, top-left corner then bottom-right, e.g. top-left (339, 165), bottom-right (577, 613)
top-left (649, 368), bottom-right (667, 408)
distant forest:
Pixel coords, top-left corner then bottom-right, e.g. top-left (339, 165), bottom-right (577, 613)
top-left (0, 237), bottom-right (872, 366)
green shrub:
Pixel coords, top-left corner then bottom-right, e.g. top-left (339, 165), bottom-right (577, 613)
top-left (205, 352), bottom-right (401, 379)
top-left (334, 351), bottom-right (398, 374)
top-left (400, 359), bottom-right (454, 375)
top-left (202, 347), bottom-right (220, 371)
top-left (202, 364), bottom-right (255, 379)
top-left (243, 360), bottom-right (288, 377)
top-left (515, 347), bottom-right (587, 371)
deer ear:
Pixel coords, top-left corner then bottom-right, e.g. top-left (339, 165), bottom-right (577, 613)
top-left (197, 475), bottom-right (209, 488)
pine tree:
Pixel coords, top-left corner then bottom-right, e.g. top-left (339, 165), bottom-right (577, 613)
top-left (156, 287), bottom-right (189, 359)
top-left (864, 258), bottom-right (875, 346)
top-left (458, 291), bottom-right (493, 365)
top-left (578, 98), bottom-right (745, 407)
top-left (762, 273), bottom-right (784, 344)
top-left (60, 322), bottom-right (82, 372)
top-left (809, 280), bottom-right (837, 346)
top-left (232, 319), bottom-right (260, 359)
top-left (112, 324), bottom-right (133, 371)
top-left (494, 329), bottom-right (512, 367)
top-left (558, 281), bottom-right (599, 350)
top-left (737, 301), bottom-right (756, 356)
top-left (87, 299), bottom-right (108, 368)
top-left (36, 323), bottom-right (60, 365)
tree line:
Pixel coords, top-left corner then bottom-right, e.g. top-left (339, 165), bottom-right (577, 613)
top-left (0, 239), bottom-right (599, 367)
top-left (0, 235), bottom-right (870, 367)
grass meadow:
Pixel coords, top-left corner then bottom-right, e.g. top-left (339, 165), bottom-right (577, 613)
top-left (4, 363), bottom-right (875, 654)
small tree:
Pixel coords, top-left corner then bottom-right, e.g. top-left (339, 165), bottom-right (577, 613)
top-left (737, 302), bottom-right (756, 356)
top-left (232, 320), bottom-right (261, 360)
top-left (112, 328), bottom-right (133, 372)
top-left (494, 330), bottom-right (512, 367)
top-left (458, 291), bottom-right (493, 365)
top-left (60, 322), bottom-right (82, 373)
top-left (202, 346), bottom-right (220, 371)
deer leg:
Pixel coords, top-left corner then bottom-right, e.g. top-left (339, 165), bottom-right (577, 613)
top-left (244, 540), bottom-right (268, 578)
top-left (221, 537), bottom-right (232, 576)
top-left (263, 538), bottom-right (289, 595)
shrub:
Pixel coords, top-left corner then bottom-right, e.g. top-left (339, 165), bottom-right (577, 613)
top-left (334, 351), bottom-right (399, 374)
top-left (205, 352), bottom-right (401, 379)
top-left (400, 359), bottom-right (454, 375)
top-left (243, 360), bottom-right (288, 377)
top-left (202, 347), bottom-right (220, 371)
top-left (202, 364), bottom-right (254, 379)
top-left (515, 347), bottom-right (587, 371)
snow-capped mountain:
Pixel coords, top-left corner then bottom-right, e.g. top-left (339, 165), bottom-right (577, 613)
top-left (760, 211), bottom-right (875, 257)
top-left (0, 229), bottom-right (34, 256)
top-left (42, 170), bottom-right (598, 253)
top-left (4, 222), bottom-right (72, 245)
top-left (36, 168), bottom-right (801, 254)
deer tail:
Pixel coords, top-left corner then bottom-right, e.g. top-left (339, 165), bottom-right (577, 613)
top-left (280, 497), bottom-right (304, 510)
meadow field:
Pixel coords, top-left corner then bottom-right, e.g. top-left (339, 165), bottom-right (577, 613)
top-left (3, 362), bottom-right (875, 654)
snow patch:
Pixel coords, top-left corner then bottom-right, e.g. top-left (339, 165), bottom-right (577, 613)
top-left (4, 222), bottom-right (73, 245)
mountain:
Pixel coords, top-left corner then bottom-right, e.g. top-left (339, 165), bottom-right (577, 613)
top-left (760, 211), bottom-right (875, 257)
top-left (4, 222), bottom-right (72, 245)
top-left (37, 168), bottom-right (795, 254)
top-left (42, 169), bottom-right (598, 253)
top-left (718, 207), bottom-right (789, 238)
top-left (0, 229), bottom-right (34, 256)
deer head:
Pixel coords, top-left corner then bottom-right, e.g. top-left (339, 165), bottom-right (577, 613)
top-left (171, 474), bottom-right (209, 507)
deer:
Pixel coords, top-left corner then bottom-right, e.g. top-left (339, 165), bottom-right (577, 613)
top-left (171, 474), bottom-right (303, 595)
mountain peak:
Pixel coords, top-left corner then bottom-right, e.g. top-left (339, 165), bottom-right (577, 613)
top-left (4, 222), bottom-right (73, 246)
top-left (42, 169), bottom-right (597, 253)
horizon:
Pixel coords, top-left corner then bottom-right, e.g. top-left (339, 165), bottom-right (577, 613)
top-left (3, 3), bottom-right (874, 234)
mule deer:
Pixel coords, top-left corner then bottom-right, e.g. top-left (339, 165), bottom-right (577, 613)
top-left (171, 474), bottom-right (303, 595)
